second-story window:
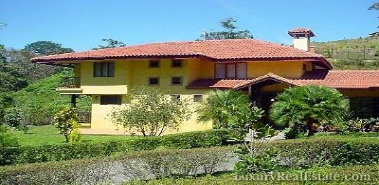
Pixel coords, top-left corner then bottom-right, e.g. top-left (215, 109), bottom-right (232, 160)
top-left (215, 63), bottom-right (246, 79)
top-left (93, 62), bottom-right (115, 77)
top-left (172, 59), bottom-right (182, 67)
top-left (149, 60), bottom-right (160, 68)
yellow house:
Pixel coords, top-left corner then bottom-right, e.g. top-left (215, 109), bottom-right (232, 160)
top-left (31, 28), bottom-right (379, 135)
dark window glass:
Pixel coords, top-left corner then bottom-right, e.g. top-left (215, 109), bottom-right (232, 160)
top-left (149, 60), bottom-right (160, 68)
top-left (93, 62), bottom-right (115, 77)
top-left (171, 77), bottom-right (182, 85)
top-left (172, 59), bottom-right (182, 67)
top-left (149, 77), bottom-right (159, 85)
top-left (100, 95), bottom-right (122, 105)
top-left (215, 63), bottom-right (246, 79)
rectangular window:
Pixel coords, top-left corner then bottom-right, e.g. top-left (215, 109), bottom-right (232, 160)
top-left (236, 63), bottom-right (247, 78)
top-left (215, 63), bottom-right (226, 78)
top-left (215, 63), bottom-right (246, 79)
top-left (149, 60), bottom-right (160, 68)
top-left (172, 59), bottom-right (182, 67)
top-left (226, 64), bottom-right (236, 78)
top-left (171, 77), bottom-right (183, 85)
top-left (193, 95), bottom-right (203, 102)
top-left (149, 77), bottom-right (159, 85)
top-left (100, 95), bottom-right (122, 105)
top-left (93, 62), bottom-right (115, 77)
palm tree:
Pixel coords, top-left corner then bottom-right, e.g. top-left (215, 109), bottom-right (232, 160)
top-left (270, 85), bottom-right (349, 136)
top-left (197, 90), bottom-right (263, 129)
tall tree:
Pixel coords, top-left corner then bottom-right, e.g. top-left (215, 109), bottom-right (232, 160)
top-left (24, 41), bottom-right (74, 55)
top-left (200, 18), bottom-right (253, 40)
top-left (369, 2), bottom-right (379, 10)
top-left (92, 38), bottom-right (126, 50)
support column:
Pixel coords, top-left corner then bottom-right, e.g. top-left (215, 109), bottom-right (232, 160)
top-left (71, 95), bottom-right (77, 108)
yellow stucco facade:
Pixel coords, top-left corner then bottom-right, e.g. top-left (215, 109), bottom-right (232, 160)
top-left (56, 58), bottom-right (329, 135)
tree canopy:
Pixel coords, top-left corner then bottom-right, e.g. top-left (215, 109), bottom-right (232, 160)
top-left (369, 2), bottom-right (379, 10)
top-left (24, 41), bottom-right (74, 55)
top-left (111, 86), bottom-right (191, 136)
top-left (92, 38), bottom-right (126, 50)
top-left (200, 18), bottom-right (253, 40)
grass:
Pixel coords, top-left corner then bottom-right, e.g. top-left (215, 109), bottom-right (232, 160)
top-left (128, 165), bottom-right (379, 185)
top-left (11, 125), bottom-right (136, 146)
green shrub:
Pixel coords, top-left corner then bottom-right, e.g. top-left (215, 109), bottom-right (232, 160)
top-left (283, 127), bottom-right (300, 139)
top-left (234, 148), bottom-right (279, 174)
top-left (161, 129), bottom-right (229, 149)
top-left (0, 126), bottom-right (20, 148)
top-left (0, 146), bottom-right (232, 184)
top-left (129, 164), bottom-right (379, 185)
top-left (0, 129), bottom-right (229, 166)
top-left (3, 108), bottom-right (21, 128)
top-left (268, 137), bottom-right (379, 168)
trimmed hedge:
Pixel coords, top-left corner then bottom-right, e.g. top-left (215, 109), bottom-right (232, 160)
top-left (0, 129), bottom-right (229, 166)
top-left (130, 164), bottom-right (379, 185)
top-left (0, 146), bottom-right (232, 185)
top-left (2, 136), bottom-right (379, 184)
top-left (267, 137), bottom-right (379, 168)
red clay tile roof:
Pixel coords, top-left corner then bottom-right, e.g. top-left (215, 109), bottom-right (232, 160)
top-left (186, 70), bottom-right (379, 90)
top-left (288, 28), bottom-right (316, 37)
top-left (239, 73), bottom-right (302, 88)
top-left (295, 70), bottom-right (379, 89)
top-left (31, 39), bottom-right (331, 68)
top-left (186, 79), bottom-right (252, 89)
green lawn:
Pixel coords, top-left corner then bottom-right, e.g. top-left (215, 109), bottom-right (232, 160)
top-left (11, 125), bottom-right (136, 146)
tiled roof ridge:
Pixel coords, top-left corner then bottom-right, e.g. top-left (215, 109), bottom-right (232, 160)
top-left (31, 38), bottom-right (328, 63)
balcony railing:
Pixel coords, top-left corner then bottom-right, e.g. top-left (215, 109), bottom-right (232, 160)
top-left (60, 77), bottom-right (81, 88)
top-left (78, 111), bottom-right (91, 123)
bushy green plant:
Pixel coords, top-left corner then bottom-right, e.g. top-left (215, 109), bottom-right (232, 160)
top-left (68, 123), bottom-right (81, 143)
top-left (112, 86), bottom-right (191, 136)
top-left (234, 148), bottom-right (278, 174)
top-left (268, 137), bottom-right (379, 168)
top-left (0, 146), bottom-right (231, 184)
top-left (0, 125), bottom-right (20, 148)
top-left (197, 90), bottom-right (263, 130)
top-left (0, 129), bottom-right (229, 166)
top-left (270, 85), bottom-right (349, 136)
top-left (283, 127), bottom-right (304, 139)
top-left (161, 129), bottom-right (229, 149)
top-left (3, 108), bottom-right (21, 128)
top-left (53, 107), bottom-right (80, 143)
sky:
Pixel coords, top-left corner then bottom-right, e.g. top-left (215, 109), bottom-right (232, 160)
top-left (0, 0), bottom-right (378, 52)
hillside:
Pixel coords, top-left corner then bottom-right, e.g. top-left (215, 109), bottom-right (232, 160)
top-left (311, 37), bottom-right (379, 69)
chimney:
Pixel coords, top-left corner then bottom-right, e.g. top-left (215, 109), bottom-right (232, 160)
top-left (288, 28), bottom-right (315, 52)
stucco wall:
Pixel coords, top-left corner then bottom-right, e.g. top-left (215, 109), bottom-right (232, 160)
top-left (62, 58), bottom-right (311, 135)
top-left (247, 61), bottom-right (304, 79)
